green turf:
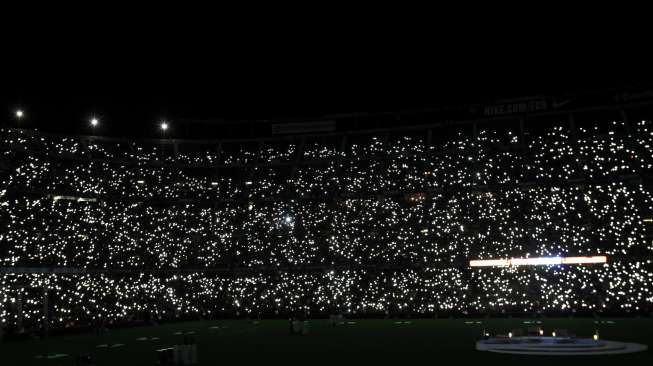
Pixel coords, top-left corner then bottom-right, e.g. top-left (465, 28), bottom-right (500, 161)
top-left (1, 318), bottom-right (651, 365)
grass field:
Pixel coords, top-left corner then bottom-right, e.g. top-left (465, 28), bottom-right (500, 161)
top-left (1, 318), bottom-right (651, 365)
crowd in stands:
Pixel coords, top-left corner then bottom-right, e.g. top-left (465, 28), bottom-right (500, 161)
top-left (1, 119), bottom-right (653, 333)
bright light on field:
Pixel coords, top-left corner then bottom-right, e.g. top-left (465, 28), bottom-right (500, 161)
top-left (15, 110), bottom-right (24, 118)
top-left (469, 256), bottom-right (607, 268)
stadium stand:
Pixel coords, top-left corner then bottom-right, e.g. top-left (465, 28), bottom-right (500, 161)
top-left (1, 93), bottom-right (653, 336)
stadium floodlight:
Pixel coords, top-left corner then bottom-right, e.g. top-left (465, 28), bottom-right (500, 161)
top-left (90, 117), bottom-right (99, 127)
top-left (15, 109), bottom-right (24, 118)
top-left (160, 122), bottom-right (169, 131)
top-left (469, 256), bottom-right (607, 268)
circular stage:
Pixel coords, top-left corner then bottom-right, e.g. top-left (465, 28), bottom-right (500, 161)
top-left (476, 336), bottom-right (647, 356)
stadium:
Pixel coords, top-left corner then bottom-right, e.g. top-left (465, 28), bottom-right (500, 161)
top-left (2, 88), bottom-right (653, 364)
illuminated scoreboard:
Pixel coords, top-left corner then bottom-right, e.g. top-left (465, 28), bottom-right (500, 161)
top-left (469, 256), bottom-right (607, 268)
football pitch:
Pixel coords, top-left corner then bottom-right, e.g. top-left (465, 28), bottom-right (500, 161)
top-left (1, 318), bottom-right (651, 365)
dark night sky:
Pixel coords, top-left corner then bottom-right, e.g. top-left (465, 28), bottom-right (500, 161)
top-left (4, 19), bottom-right (653, 138)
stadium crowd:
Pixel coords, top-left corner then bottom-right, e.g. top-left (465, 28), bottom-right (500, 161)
top-left (1, 119), bottom-right (653, 334)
